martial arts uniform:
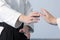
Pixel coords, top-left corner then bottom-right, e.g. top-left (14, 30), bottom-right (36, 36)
top-left (0, 0), bottom-right (34, 40)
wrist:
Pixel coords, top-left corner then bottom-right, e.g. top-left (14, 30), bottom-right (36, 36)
top-left (23, 25), bottom-right (30, 30)
top-left (19, 15), bottom-right (25, 22)
top-left (52, 18), bottom-right (57, 25)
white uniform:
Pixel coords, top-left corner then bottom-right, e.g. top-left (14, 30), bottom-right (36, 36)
top-left (57, 18), bottom-right (60, 29)
top-left (0, 0), bottom-right (34, 34)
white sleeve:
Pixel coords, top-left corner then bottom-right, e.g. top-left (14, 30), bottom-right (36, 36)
top-left (57, 18), bottom-right (60, 29)
top-left (0, 0), bottom-right (22, 28)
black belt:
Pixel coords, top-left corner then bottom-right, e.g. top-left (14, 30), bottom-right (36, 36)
top-left (0, 22), bottom-right (4, 26)
top-left (0, 22), bottom-right (27, 40)
top-left (0, 22), bottom-right (24, 30)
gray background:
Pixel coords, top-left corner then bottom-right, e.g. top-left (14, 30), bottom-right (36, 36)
top-left (29, 0), bottom-right (60, 39)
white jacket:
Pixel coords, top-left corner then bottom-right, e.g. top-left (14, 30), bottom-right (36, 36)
top-left (57, 18), bottom-right (60, 29)
top-left (0, 0), bottom-right (34, 34)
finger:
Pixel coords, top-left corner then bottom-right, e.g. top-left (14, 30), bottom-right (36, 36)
top-left (32, 19), bottom-right (40, 23)
top-left (41, 8), bottom-right (49, 16)
top-left (40, 12), bottom-right (46, 16)
top-left (41, 8), bottom-right (53, 18)
top-left (40, 13), bottom-right (48, 20)
top-left (30, 12), bottom-right (40, 17)
top-left (27, 17), bottom-right (40, 23)
top-left (30, 17), bottom-right (40, 20)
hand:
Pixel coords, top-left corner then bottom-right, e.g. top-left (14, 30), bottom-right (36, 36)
top-left (19, 12), bottom-right (40, 24)
top-left (40, 8), bottom-right (57, 25)
top-left (19, 25), bottom-right (30, 39)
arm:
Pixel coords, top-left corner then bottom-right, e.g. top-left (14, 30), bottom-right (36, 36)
top-left (0, 0), bottom-right (40, 28)
top-left (0, 0), bottom-right (22, 28)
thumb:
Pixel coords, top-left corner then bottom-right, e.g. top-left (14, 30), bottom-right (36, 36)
top-left (19, 29), bottom-right (24, 32)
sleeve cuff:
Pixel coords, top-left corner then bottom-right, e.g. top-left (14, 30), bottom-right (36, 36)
top-left (57, 18), bottom-right (60, 29)
top-left (0, 6), bottom-right (22, 28)
top-left (24, 23), bottom-right (34, 32)
top-left (5, 12), bottom-right (22, 28)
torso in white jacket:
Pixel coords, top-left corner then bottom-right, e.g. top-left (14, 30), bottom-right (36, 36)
top-left (0, 0), bottom-right (34, 34)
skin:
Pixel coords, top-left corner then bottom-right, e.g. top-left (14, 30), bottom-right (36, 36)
top-left (19, 25), bottom-right (30, 39)
top-left (19, 11), bottom-right (40, 39)
top-left (19, 8), bottom-right (57, 39)
top-left (19, 12), bottom-right (40, 24)
top-left (40, 8), bottom-right (57, 25)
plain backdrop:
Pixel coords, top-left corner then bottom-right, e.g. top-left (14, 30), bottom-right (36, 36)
top-left (29, 0), bottom-right (60, 39)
